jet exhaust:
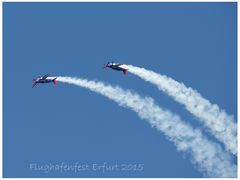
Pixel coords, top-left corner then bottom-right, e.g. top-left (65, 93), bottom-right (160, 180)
top-left (120, 64), bottom-right (237, 155)
top-left (57, 76), bottom-right (236, 178)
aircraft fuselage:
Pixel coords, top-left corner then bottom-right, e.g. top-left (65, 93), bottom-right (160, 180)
top-left (36, 79), bottom-right (55, 84)
top-left (109, 65), bottom-right (125, 71)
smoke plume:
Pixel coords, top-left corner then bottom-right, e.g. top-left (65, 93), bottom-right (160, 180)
top-left (57, 76), bottom-right (236, 177)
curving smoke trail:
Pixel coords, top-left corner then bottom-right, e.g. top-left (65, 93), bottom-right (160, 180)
top-left (57, 76), bottom-right (236, 177)
top-left (120, 64), bottom-right (237, 155)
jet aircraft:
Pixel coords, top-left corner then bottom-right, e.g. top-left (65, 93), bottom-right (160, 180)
top-left (103, 62), bottom-right (127, 75)
top-left (32, 74), bottom-right (57, 88)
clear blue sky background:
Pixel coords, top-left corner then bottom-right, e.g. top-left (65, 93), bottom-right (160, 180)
top-left (3, 2), bottom-right (237, 178)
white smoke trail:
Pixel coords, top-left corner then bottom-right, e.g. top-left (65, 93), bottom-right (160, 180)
top-left (57, 76), bottom-right (236, 177)
top-left (120, 64), bottom-right (237, 155)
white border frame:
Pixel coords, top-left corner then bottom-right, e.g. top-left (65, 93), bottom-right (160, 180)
top-left (1, 1), bottom-right (238, 179)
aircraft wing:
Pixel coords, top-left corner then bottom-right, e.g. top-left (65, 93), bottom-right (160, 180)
top-left (32, 82), bottom-right (37, 88)
top-left (42, 74), bottom-right (49, 80)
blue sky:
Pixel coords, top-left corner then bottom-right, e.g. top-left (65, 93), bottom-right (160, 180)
top-left (3, 2), bottom-right (237, 178)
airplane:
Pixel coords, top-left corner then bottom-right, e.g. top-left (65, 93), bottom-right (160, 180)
top-left (32, 74), bottom-right (57, 88)
top-left (103, 61), bottom-right (127, 75)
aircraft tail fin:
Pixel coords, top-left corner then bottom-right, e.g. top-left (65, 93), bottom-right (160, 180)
top-left (123, 69), bottom-right (127, 75)
top-left (53, 78), bottom-right (57, 85)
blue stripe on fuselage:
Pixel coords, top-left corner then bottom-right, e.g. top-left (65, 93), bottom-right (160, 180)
top-left (111, 66), bottom-right (124, 71)
top-left (38, 79), bottom-right (52, 83)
